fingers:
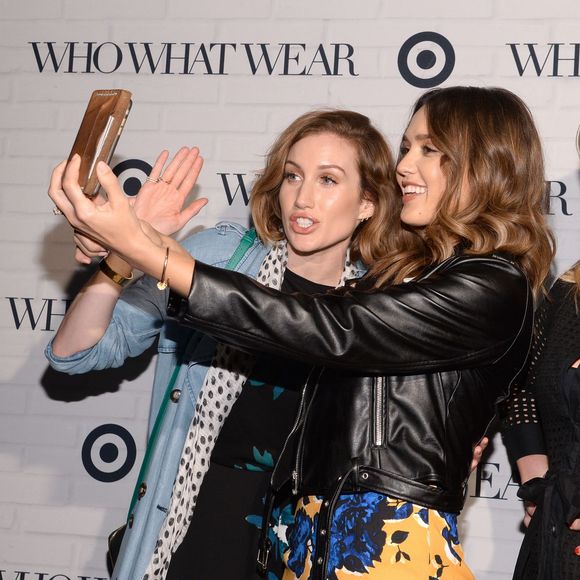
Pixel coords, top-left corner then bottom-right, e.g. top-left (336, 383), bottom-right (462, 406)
top-left (178, 152), bottom-right (204, 196)
top-left (569, 519), bottom-right (580, 531)
top-left (73, 229), bottom-right (108, 265)
top-left (61, 154), bottom-right (86, 202)
top-left (148, 150), bottom-right (170, 182)
top-left (479, 436), bottom-right (490, 453)
top-left (73, 231), bottom-right (108, 258)
top-left (50, 155), bottom-right (89, 220)
top-left (469, 436), bottom-right (490, 473)
top-left (141, 147), bottom-right (203, 194)
top-left (176, 197), bottom-right (209, 229)
top-left (48, 159), bottom-right (69, 210)
top-left (48, 160), bottom-right (67, 196)
top-left (60, 154), bottom-right (93, 216)
top-left (74, 246), bottom-right (92, 265)
top-left (472, 437), bottom-right (489, 460)
top-left (160, 147), bottom-right (191, 183)
top-left (171, 147), bottom-right (201, 189)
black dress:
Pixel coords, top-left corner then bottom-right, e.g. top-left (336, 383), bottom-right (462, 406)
top-left (502, 279), bottom-right (580, 579)
top-left (166, 269), bottom-right (331, 580)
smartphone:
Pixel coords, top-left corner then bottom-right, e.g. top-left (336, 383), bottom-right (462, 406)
top-left (68, 89), bottom-right (133, 198)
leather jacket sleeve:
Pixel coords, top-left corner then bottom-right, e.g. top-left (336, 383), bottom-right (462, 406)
top-left (180, 254), bottom-right (531, 374)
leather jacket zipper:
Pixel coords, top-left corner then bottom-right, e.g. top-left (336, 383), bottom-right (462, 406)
top-left (373, 376), bottom-right (385, 447)
top-left (272, 367), bottom-right (321, 493)
top-left (292, 371), bottom-right (322, 495)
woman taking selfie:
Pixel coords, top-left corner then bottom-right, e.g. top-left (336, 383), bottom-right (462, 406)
top-left (47, 109), bottom-right (394, 579)
top-left (50, 86), bottom-right (554, 578)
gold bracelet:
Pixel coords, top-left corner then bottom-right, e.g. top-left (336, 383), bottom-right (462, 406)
top-left (157, 247), bottom-right (170, 290)
top-left (99, 258), bottom-right (134, 287)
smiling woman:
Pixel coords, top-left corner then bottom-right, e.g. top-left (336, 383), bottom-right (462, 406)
top-left (50, 86), bottom-right (555, 580)
top-left (397, 106), bottom-right (450, 227)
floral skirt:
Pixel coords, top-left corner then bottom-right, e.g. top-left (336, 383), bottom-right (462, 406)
top-left (281, 493), bottom-right (474, 579)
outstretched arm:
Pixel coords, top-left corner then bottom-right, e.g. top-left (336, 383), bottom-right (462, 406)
top-left (51, 158), bottom-right (530, 374)
top-left (179, 256), bottom-right (530, 373)
top-left (49, 148), bottom-right (205, 357)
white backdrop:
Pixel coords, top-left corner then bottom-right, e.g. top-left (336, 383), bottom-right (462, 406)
top-left (1, 1), bottom-right (579, 578)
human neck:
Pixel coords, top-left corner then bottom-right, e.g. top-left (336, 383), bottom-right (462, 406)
top-left (286, 244), bottom-right (349, 287)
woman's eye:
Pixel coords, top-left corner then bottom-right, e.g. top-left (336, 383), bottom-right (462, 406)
top-left (422, 145), bottom-right (439, 154)
top-left (321, 175), bottom-right (337, 185)
top-left (399, 146), bottom-right (409, 156)
top-left (283, 171), bottom-right (299, 181)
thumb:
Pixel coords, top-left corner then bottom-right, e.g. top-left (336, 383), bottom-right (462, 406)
top-left (74, 246), bottom-right (92, 265)
top-left (96, 161), bottom-right (125, 205)
top-left (176, 198), bottom-right (208, 229)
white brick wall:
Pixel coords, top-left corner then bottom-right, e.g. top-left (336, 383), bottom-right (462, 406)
top-left (1, 0), bottom-right (579, 577)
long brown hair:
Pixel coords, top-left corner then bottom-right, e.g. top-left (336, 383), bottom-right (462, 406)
top-left (250, 109), bottom-right (398, 265)
top-left (367, 86), bottom-right (555, 298)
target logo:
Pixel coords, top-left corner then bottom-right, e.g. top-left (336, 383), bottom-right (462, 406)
top-left (112, 158), bottom-right (153, 197)
top-left (81, 424), bottom-right (137, 482)
top-left (397, 32), bottom-right (455, 88)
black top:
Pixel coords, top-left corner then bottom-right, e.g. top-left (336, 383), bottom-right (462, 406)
top-left (167, 269), bottom-right (331, 580)
top-left (211, 268), bottom-right (331, 468)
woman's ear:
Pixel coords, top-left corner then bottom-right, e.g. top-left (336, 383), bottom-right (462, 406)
top-left (358, 195), bottom-right (375, 221)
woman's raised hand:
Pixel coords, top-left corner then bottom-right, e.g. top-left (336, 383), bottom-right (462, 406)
top-left (132, 147), bottom-right (208, 236)
top-left (49, 147), bottom-right (208, 264)
top-left (49, 155), bottom-right (157, 260)
top-left (50, 153), bottom-right (199, 295)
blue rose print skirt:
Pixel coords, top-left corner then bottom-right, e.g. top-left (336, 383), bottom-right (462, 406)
top-left (282, 493), bottom-right (474, 579)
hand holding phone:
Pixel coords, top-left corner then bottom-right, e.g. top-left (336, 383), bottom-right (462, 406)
top-left (68, 89), bottom-right (132, 198)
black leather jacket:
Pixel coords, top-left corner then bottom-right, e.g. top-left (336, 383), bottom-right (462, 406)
top-left (177, 251), bottom-right (533, 576)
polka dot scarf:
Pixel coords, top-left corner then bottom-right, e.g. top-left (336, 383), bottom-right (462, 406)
top-left (144, 240), bottom-right (358, 579)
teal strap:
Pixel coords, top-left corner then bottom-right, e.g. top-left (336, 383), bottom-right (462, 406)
top-left (127, 363), bottom-right (181, 515)
top-left (126, 228), bottom-right (258, 517)
top-left (225, 228), bottom-right (257, 269)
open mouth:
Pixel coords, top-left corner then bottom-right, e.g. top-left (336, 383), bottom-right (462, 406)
top-left (295, 217), bottom-right (314, 228)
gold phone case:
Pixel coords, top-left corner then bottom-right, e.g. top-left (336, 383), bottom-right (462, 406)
top-left (68, 89), bottom-right (132, 198)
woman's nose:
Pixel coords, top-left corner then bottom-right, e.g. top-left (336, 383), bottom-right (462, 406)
top-left (294, 180), bottom-right (314, 208)
top-left (396, 153), bottom-right (415, 178)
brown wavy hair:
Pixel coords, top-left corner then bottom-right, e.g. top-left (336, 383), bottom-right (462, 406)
top-left (250, 109), bottom-right (398, 265)
top-left (367, 86), bottom-right (555, 298)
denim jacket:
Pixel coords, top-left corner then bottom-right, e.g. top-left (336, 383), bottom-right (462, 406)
top-left (45, 222), bottom-right (268, 580)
